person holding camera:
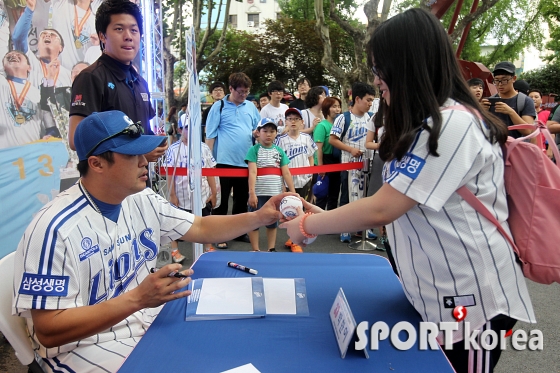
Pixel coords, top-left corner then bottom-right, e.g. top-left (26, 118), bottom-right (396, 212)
top-left (480, 62), bottom-right (536, 138)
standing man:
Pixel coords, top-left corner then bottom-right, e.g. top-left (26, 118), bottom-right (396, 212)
top-left (68, 0), bottom-right (166, 162)
top-left (289, 77), bottom-right (311, 110)
top-left (205, 72), bottom-right (260, 249)
top-left (481, 61), bottom-right (535, 138)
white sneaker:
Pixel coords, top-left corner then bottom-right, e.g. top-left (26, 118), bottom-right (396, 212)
top-left (171, 250), bottom-right (185, 263)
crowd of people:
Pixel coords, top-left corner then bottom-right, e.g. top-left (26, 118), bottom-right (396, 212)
top-left (9, 0), bottom-right (558, 372)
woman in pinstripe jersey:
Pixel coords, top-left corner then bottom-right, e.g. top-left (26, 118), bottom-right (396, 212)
top-left (282, 8), bottom-right (535, 373)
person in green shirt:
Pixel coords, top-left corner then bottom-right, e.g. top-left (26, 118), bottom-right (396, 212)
top-left (313, 96), bottom-right (342, 210)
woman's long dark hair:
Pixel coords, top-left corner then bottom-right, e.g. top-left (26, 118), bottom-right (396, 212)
top-left (368, 8), bottom-right (507, 162)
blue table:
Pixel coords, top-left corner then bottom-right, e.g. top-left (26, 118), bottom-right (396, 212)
top-left (118, 252), bottom-right (453, 372)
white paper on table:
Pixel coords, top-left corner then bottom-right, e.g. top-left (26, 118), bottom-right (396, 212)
top-left (220, 363), bottom-right (261, 373)
top-left (196, 278), bottom-right (254, 315)
top-left (263, 278), bottom-right (296, 314)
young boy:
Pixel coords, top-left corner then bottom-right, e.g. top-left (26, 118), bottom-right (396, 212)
top-left (166, 125), bottom-right (217, 261)
top-left (260, 80), bottom-right (289, 133)
top-left (329, 82), bottom-right (376, 243)
top-left (467, 78), bottom-right (484, 101)
top-left (275, 108), bottom-right (317, 252)
top-left (245, 118), bottom-right (296, 252)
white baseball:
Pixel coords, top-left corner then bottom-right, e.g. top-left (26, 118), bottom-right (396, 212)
top-left (280, 196), bottom-right (303, 219)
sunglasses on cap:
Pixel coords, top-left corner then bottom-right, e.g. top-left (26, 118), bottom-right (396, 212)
top-left (85, 122), bottom-right (144, 158)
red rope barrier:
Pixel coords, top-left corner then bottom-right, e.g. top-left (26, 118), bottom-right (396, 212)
top-left (159, 162), bottom-right (364, 177)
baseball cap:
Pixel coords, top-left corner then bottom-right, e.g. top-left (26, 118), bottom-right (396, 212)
top-left (285, 107), bottom-right (302, 118)
top-left (257, 117), bottom-right (277, 129)
top-left (493, 61), bottom-right (516, 75)
top-left (74, 110), bottom-right (165, 161)
top-left (513, 79), bottom-right (530, 95)
top-left (312, 175), bottom-right (329, 199)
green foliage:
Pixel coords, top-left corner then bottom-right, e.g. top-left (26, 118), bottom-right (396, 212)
top-left (278, 0), bottom-right (358, 21)
top-left (538, 0), bottom-right (560, 63)
top-left (202, 18), bottom-right (355, 95)
top-left (520, 63), bottom-right (560, 95)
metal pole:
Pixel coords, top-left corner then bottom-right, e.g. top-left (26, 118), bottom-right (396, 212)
top-left (349, 157), bottom-right (377, 251)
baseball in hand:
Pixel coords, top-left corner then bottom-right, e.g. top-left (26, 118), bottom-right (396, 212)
top-left (280, 196), bottom-right (303, 219)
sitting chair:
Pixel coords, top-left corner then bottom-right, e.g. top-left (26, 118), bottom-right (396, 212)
top-left (0, 252), bottom-right (45, 373)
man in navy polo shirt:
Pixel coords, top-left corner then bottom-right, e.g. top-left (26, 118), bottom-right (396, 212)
top-left (68, 0), bottom-right (166, 162)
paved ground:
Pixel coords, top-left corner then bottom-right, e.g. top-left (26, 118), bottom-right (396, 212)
top-left (2, 228), bottom-right (558, 372)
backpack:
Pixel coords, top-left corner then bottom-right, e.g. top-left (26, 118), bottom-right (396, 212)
top-left (332, 111), bottom-right (373, 161)
top-left (451, 105), bottom-right (560, 284)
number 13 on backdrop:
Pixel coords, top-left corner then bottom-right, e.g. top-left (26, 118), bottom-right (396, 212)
top-left (0, 140), bottom-right (68, 259)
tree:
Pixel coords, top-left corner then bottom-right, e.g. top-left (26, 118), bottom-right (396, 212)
top-left (202, 18), bottom-right (354, 95)
top-left (539, 0), bottom-right (560, 63)
top-left (520, 63), bottom-right (560, 95)
top-left (314, 0), bottom-right (392, 105)
top-left (162, 0), bottom-right (234, 106)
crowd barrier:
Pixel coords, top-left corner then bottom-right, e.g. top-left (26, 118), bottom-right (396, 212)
top-left (159, 162), bottom-right (364, 177)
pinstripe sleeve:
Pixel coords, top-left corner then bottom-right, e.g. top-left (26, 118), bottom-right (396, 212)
top-left (385, 109), bottom-right (490, 211)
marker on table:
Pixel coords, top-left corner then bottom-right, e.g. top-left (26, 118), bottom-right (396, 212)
top-left (227, 262), bottom-right (258, 275)
top-left (150, 267), bottom-right (188, 278)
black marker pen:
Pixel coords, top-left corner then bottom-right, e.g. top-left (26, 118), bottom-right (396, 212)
top-left (150, 267), bottom-right (188, 278)
top-left (227, 262), bottom-right (258, 275)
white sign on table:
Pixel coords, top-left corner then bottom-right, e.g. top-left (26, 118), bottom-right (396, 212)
top-left (329, 288), bottom-right (369, 359)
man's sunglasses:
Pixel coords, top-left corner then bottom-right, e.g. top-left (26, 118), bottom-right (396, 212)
top-left (86, 122), bottom-right (143, 158)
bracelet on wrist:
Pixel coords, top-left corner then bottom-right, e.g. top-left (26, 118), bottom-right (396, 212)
top-left (299, 212), bottom-right (317, 239)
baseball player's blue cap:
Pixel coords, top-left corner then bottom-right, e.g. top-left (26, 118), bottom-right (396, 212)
top-left (257, 117), bottom-right (277, 129)
top-left (312, 174), bottom-right (329, 199)
top-left (284, 107), bottom-right (302, 118)
top-left (75, 110), bottom-right (165, 161)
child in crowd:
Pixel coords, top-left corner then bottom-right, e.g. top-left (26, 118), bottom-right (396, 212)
top-left (329, 82), bottom-right (376, 243)
top-left (314, 97), bottom-right (342, 211)
top-left (245, 118), bottom-right (296, 251)
top-left (166, 124), bottom-right (218, 261)
top-left (467, 78), bottom-right (484, 101)
top-left (260, 80), bottom-right (289, 132)
top-left (275, 108), bottom-right (317, 252)
top-left (259, 92), bottom-right (270, 110)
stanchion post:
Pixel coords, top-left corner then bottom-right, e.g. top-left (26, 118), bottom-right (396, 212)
top-left (349, 157), bottom-right (377, 251)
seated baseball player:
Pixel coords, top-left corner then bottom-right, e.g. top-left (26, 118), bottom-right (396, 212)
top-left (12, 110), bottom-right (285, 373)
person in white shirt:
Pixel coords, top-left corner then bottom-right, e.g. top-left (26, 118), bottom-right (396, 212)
top-left (260, 80), bottom-right (289, 133)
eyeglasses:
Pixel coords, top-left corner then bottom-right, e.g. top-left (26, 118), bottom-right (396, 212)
top-left (271, 90), bottom-right (284, 94)
top-left (286, 117), bottom-right (302, 122)
top-left (40, 31), bottom-right (61, 41)
top-left (212, 88), bottom-right (224, 93)
top-left (86, 122), bottom-right (143, 158)
top-left (492, 77), bottom-right (513, 86)
top-left (234, 88), bottom-right (250, 96)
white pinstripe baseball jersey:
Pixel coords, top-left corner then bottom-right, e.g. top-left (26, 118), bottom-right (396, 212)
top-left (27, 49), bottom-right (72, 90)
top-left (165, 141), bottom-right (217, 210)
top-left (274, 132), bottom-right (317, 188)
top-left (330, 111), bottom-right (372, 163)
top-left (383, 99), bottom-right (535, 343)
top-left (12, 184), bottom-right (194, 372)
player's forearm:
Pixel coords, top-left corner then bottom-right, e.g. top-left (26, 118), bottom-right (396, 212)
top-left (185, 213), bottom-right (266, 243)
top-left (31, 292), bottom-right (142, 348)
top-left (207, 175), bottom-right (216, 196)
